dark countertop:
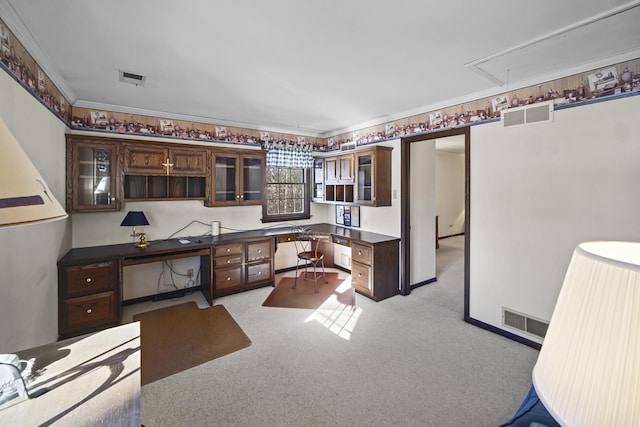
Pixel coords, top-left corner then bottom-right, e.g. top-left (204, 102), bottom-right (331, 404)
top-left (58, 223), bottom-right (399, 266)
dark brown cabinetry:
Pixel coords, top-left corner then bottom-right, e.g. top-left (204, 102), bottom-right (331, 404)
top-left (324, 153), bottom-right (355, 203)
top-left (123, 142), bottom-right (208, 201)
top-left (209, 150), bottom-right (266, 206)
top-left (213, 238), bottom-right (274, 296)
top-left (350, 239), bottom-right (399, 301)
top-left (317, 145), bottom-right (392, 206)
top-left (66, 136), bottom-right (121, 212)
top-left (355, 146), bottom-right (392, 206)
top-left (58, 261), bottom-right (120, 339)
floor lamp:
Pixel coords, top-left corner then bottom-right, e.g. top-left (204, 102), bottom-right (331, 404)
top-left (527, 241), bottom-right (640, 426)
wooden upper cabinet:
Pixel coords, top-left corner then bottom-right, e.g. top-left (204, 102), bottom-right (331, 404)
top-left (209, 150), bottom-right (266, 207)
top-left (355, 146), bottom-right (392, 207)
top-left (325, 153), bottom-right (354, 183)
top-left (123, 143), bottom-right (207, 176)
top-left (66, 135), bottom-right (121, 212)
top-left (171, 148), bottom-right (208, 175)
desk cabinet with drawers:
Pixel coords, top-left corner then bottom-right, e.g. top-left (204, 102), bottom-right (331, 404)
top-left (213, 238), bottom-right (274, 297)
top-left (350, 239), bottom-right (399, 301)
top-left (58, 261), bottom-right (120, 339)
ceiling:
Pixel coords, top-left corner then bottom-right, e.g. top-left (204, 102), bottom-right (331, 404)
top-left (1, 1), bottom-right (639, 137)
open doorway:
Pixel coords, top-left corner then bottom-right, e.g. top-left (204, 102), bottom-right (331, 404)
top-left (400, 127), bottom-right (470, 320)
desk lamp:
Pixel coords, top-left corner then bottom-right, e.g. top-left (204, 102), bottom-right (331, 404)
top-left (532, 241), bottom-right (640, 426)
top-left (0, 118), bottom-right (67, 227)
top-left (120, 211), bottom-right (150, 248)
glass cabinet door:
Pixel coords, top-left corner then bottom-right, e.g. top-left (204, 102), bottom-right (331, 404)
top-left (214, 155), bottom-right (239, 204)
top-left (313, 159), bottom-right (324, 201)
top-left (242, 155), bottom-right (264, 204)
top-left (72, 142), bottom-right (119, 211)
top-left (356, 152), bottom-right (373, 203)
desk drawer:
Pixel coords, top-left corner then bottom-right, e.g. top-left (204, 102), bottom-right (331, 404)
top-left (276, 233), bottom-right (297, 243)
top-left (214, 243), bottom-right (243, 257)
top-left (63, 262), bottom-right (116, 298)
top-left (352, 243), bottom-right (372, 265)
top-left (351, 260), bottom-right (372, 294)
top-left (215, 266), bottom-right (242, 290)
top-left (214, 254), bottom-right (242, 268)
top-left (246, 261), bottom-right (272, 285)
top-left (247, 240), bottom-right (271, 261)
top-left (62, 292), bottom-right (117, 332)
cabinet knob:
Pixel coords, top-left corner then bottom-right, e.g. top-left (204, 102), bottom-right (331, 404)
top-left (358, 273), bottom-right (362, 277)
top-left (358, 251), bottom-right (362, 256)
top-left (236, 195), bottom-right (240, 199)
top-left (257, 249), bottom-right (262, 253)
top-left (287, 237), bottom-right (291, 241)
top-left (226, 259), bottom-right (231, 264)
top-left (226, 277), bottom-right (231, 281)
top-left (226, 248), bottom-right (231, 252)
top-left (86, 308), bottom-right (92, 314)
top-left (110, 197), bottom-right (116, 202)
top-left (258, 271), bottom-right (262, 275)
top-left (86, 277), bottom-right (92, 283)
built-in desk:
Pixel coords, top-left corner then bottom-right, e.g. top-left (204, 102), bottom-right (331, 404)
top-left (57, 224), bottom-right (399, 339)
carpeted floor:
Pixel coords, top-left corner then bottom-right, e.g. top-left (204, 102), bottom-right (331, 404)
top-left (126, 237), bottom-right (539, 426)
top-left (133, 302), bottom-right (251, 385)
top-left (262, 271), bottom-right (356, 309)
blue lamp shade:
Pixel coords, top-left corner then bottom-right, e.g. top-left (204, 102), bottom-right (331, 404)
top-left (120, 211), bottom-right (149, 227)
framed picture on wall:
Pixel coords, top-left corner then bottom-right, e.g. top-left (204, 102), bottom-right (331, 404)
top-left (336, 205), bottom-right (344, 225)
top-left (350, 206), bottom-right (360, 228)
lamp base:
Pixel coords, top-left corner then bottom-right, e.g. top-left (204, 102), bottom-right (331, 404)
top-left (134, 232), bottom-right (150, 249)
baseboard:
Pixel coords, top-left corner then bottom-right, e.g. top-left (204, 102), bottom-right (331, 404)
top-left (438, 233), bottom-right (465, 240)
top-left (410, 277), bottom-right (437, 290)
top-left (465, 316), bottom-right (542, 350)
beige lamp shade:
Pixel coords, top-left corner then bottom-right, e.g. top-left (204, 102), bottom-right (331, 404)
top-left (0, 118), bottom-right (67, 227)
top-left (532, 241), bottom-right (640, 426)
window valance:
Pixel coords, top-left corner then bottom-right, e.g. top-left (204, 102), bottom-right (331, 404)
top-left (264, 142), bottom-right (314, 168)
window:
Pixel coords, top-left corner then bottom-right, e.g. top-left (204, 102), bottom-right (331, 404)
top-left (262, 166), bottom-right (310, 222)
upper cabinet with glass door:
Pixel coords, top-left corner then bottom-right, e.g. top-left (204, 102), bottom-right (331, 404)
top-left (208, 150), bottom-right (266, 207)
top-left (355, 146), bottom-right (392, 206)
top-left (66, 136), bottom-right (121, 212)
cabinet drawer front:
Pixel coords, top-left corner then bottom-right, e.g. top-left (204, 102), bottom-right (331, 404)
top-left (215, 267), bottom-right (242, 289)
top-left (215, 243), bottom-right (244, 257)
top-left (247, 241), bottom-right (271, 261)
top-left (351, 243), bottom-right (372, 265)
top-left (63, 292), bottom-right (117, 331)
top-left (64, 262), bottom-right (115, 298)
top-left (351, 261), bottom-right (372, 293)
top-left (246, 262), bottom-right (272, 285)
top-left (213, 254), bottom-right (242, 268)
top-left (276, 234), bottom-right (296, 243)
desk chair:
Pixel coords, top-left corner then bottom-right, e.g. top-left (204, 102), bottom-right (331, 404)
top-left (293, 228), bottom-right (328, 293)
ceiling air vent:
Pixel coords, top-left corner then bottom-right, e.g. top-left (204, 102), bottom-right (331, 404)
top-left (501, 101), bottom-right (553, 128)
top-left (502, 307), bottom-right (549, 339)
top-left (119, 70), bottom-right (146, 86)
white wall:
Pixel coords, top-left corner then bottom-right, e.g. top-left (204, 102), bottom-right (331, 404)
top-left (0, 71), bottom-right (71, 352)
top-left (436, 150), bottom-right (465, 237)
top-left (409, 140), bottom-right (436, 285)
top-left (469, 95), bottom-right (640, 344)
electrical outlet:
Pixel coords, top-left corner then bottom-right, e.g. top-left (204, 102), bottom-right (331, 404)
top-left (187, 268), bottom-right (193, 278)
